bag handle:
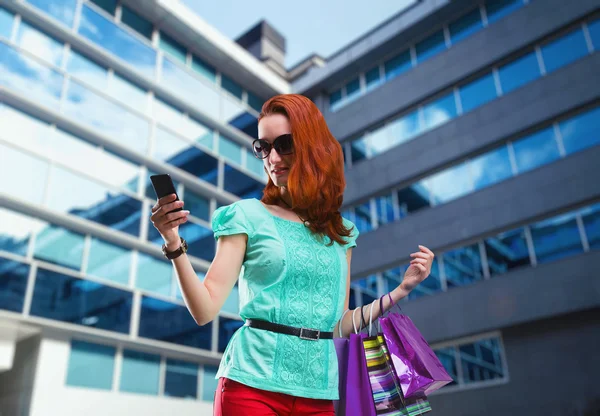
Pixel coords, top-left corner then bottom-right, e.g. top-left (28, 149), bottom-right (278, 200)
top-left (338, 309), bottom-right (350, 338)
top-left (379, 292), bottom-right (397, 317)
top-left (368, 301), bottom-right (376, 336)
top-left (352, 307), bottom-right (359, 335)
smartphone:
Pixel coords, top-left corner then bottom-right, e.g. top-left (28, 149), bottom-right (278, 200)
top-left (150, 174), bottom-right (183, 214)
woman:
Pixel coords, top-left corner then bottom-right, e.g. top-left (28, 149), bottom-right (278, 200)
top-left (150, 94), bottom-right (434, 415)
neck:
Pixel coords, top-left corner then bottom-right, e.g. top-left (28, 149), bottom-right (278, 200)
top-left (279, 187), bottom-right (293, 209)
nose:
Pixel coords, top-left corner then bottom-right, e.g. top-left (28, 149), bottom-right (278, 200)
top-left (267, 146), bottom-right (282, 166)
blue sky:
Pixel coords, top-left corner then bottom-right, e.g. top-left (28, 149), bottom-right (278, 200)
top-left (182, 0), bottom-right (417, 68)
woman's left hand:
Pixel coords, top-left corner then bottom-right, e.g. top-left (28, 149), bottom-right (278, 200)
top-left (401, 245), bottom-right (435, 293)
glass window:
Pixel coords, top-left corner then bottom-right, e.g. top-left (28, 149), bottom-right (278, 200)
top-left (153, 98), bottom-right (187, 135)
top-left (139, 296), bottom-right (213, 349)
top-left (485, 0), bottom-right (523, 24)
top-left (354, 202), bottom-right (373, 234)
top-left (428, 163), bottom-right (472, 205)
top-left (66, 340), bottom-right (115, 390)
top-left (179, 221), bottom-right (215, 262)
top-left (0, 143), bottom-right (49, 206)
top-left (329, 89), bottom-right (342, 110)
top-left (16, 21), bottom-right (65, 67)
top-left (33, 225), bottom-right (85, 270)
top-left (384, 50), bottom-right (412, 80)
top-left (121, 5), bottom-right (153, 39)
top-left (541, 28), bottom-right (589, 74)
top-left (64, 80), bottom-right (149, 155)
top-left (66, 49), bottom-right (108, 89)
top-left (120, 350), bottom-right (160, 395)
top-left (221, 74), bottom-right (243, 100)
top-left (222, 285), bottom-right (239, 315)
top-left (218, 135), bottom-right (242, 166)
top-left (469, 146), bottom-right (513, 190)
top-left (559, 107), bottom-right (600, 155)
top-left (160, 58), bottom-right (220, 120)
top-left (78, 5), bottom-right (156, 79)
top-left (187, 118), bottom-right (214, 149)
top-left (45, 166), bottom-right (143, 237)
top-left (94, 147), bottom-right (141, 193)
top-left (222, 98), bottom-right (256, 136)
top-left (175, 147), bottom-right (219, 186)
top-left (434, 347), bottom-right (459, 386)
top-left (192, 55), bottom-right (216, 83)
top-left (159, 32), bottom-right (187, 63)
top-left (109, 74), bottom-right (148, 114)
top-left (218, 316), bottom-right (244, 352)
top-left (0, 7), bottom-right (13, 38)
top-left (383, 267), bottom-right (402, 294)
top-left (223, 164), bottom-right (264, 199)
top-left (0, 105), bottom-right (50, 156)
top-left (415, 30), bottom-right (446, 64)
top-left (396, 181), bottom-right (433, 217)
top-left (449, 8), bottom-right (483, 44)
top-left (443, 244), bottom-right (484, 289)
top-left (588, 19), bottom-right (600, 51)
top-left (365, 67), bottom-right (381, 90)
top-left (184, 191), bottom-right (210, 221)
top-left (0, 208), bottom-right (44, 256)
top-left (460, 338), bottom-right (505, 384)
top-left (410, 258), bottom-right (443, 300)
top-left (153, 127), bottom-right (195, 165)
top-left (581, 204), bottom-right (600, 249)
top-left (345, 77), bottom-right (361, 102)
top-left (530, 212), bottom-right (584, 264)
top-left (247, 92), bottom-right (263, 113)
top-left (389, 110), bottom-right (422, 147)
top-left (498, 51), bottom-right (541, 94)
top-left (485, 227), bottom-right (530, 276)
top-left (247, 153), bottom-right (266, 177)
top-left (459, 73), bottom-right (498, 114)
top-left (202, 366), bottom-right (219, 401)
top-left (87, 238), bottom-right (131, 285)
top-left (27, 0), bottom-right (76, 27)
top-left (368, 125), bottom-right (391, 157)
top-left (0, 43), bottom-right (64, 108)
top-left (512, 127), bottom-right (560, 174)
top-left (89, 0), bottom-right (117, 15)
top-left (350, 137), bottom-right (368, 164)
top-left (0, 258), bottom-right (29, 313)
top-left (165, 359), bottom-right (198, 399)
top-left (375, 194), bottom-right (395, 226)
top-left (136, 253), bottom-right (172, 296)
top-left (422, 93), bottom-right (457, 131)
top-left (30, 268), bottom-right (132, 333)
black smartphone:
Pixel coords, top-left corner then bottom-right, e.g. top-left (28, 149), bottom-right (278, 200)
top-left (150, 174), bottom-right (182, 214)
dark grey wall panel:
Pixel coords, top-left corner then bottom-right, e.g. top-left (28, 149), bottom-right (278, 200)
top-left (322, 0), bottom-right (599, 142)
top-left (342, 53), bottom-right (600, 207)
top-left (351, 145), bottom-right (600, 278)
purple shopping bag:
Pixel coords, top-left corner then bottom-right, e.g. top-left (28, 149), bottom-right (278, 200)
top-left (380, 305), bottom-right (453, 398)
top-left (334, 310), bottom-right (350, 415)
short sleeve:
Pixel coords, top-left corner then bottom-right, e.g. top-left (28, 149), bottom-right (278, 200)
top-left (211, 202), bottom-right (252, 241)
top-left (342, 218), bottom-right (359, 249)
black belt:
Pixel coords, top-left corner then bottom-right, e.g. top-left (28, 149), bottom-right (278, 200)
top-left (245, 319), bottom-right (333, 341)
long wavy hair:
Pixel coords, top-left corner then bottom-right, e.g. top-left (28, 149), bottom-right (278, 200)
top-left (259, 94), bottom-right (352, 246)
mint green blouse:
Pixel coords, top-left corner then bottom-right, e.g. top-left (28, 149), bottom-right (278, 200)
top-left (211, 198), bottom-right (359, 400)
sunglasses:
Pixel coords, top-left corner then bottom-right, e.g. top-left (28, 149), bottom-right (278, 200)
top-left (252, 134), bottom-right (294, 159)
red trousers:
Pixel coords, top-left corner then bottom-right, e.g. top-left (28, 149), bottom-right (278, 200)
top-left (213, 378), bottom-right (335, 416)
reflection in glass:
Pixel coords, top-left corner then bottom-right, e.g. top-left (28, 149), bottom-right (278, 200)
top-left (486, 0), bottom-right (523, 24)
top-left (66, 340), bottom-right (115, 390)
top-left (30, 268), bottom-right (132, 333)
top-left (559, 107), bottom-right (600, 155)
top-left (64, 80), bottom-right (149, 155)
top-left (87, 238), bottom-right (132, 285)
top-left (121, 5), bottom-right (153, 40)
top-left (0, 143), bottom-right (49, 206)
top-left (192, 55), bottom-right (216, 83)
top-left (383, 267), bottom-right (403, 294)
top-left (184, 191), bottom-right (210, 221)
top-left (498, 52), bottom-right (540, 94)
top-left (218, 135), bottom-right (242, 166)
top-left (460, 338), bottom-right (504, 384)
top-left (218, 316), bottom-right (244, 352)
top-left (33, 225), bottom-right (84, 270)
top-left (0, 105), bottom-right (50, 154)
top-left (350, 137), bottom-right (368, 164)
top-left (139, 295), bottom-right (213, 349)
top-left (0, 208), bottom-right (44, 256)
top-left (159, 32), bottom-right (186, 63)
top-left (78, 5), bottom-right (156, 79)
top-left (329, 89), bottom-right (342, 111)
top-left (153, 127), bottom-right (195, 164)
top-left (136, 253), bottom-right (172, 296)
top-left (434, 347), bottom-right (458, 386)
top-left (0, 258), bottom-right (29, 313)
top-left (422, 94), bottom-right (457, 131)
top-left (368, 125), bottom-right (390, 157)
top-left (365, 66), bottom-right (382, 90)
top-left (354, 202), bottom-right (373, 234)
top-left (0, 7), bottom-right (14, 38)
top-left (109, 74), bottom-right (148, 114)
top-left (443, 244), bottom-right (483, 289)
top-left (66, 49), bottom-right (108, 89)
top-left (120, 350), bottom-right (160, 395)
top-left (247, 92), bottom-right (263, 113)
top-left (512, 128), bottom-right (560, 174)
top-left (221, 74), bottom-right (243, 100)
top-left (222, 96), bottom-right (256, 136)
top-left (459, 73), bottom-right (497, 114)
top-left (0, 42), bottom-right (64, 108)
top-left (541, 29), bottom-right (589, 74)
top-left (530, 212), bottom-right (583, 264)
top-left (247, 153), bottom-right (266, 177)
top-left (202, 366), bottom-right (219, 401)
top-left (165, 359), bottom-right (198, 399)
top-left (179, 221), bottom-right (215, 262)
top-left (16, 22), bottom-right (65, 67)
top-left (415, 30), bottom-right (446, 63)
top-left (223, 164), bottom-right (264, 200)
top-left (588, 19), bottom-right (600, 50)
top-left (389, 110), bottom-right (421, 147)
top-left (89, 0), bottom-right (117, 15)
top-left (428, 163), bottom-right (472, 205)
top-left (449, 8), bottom-right (483, 44)
top-left (222, 285), bottom-right (239, 315)
top-left (581, 204), bottom-right (600, 249)
top-left (345, 78), bottom-right (361, 102)
top-left (376, 194), bottom-right (395, 226)
top-left (485, 228), bottom-right (530, 276)
top-left (396, 181), bottom-right (432, 217)
top-left (385, 50), bottom-right (412, 80)
top-left (469, 146), bottom-right (513, 190)
top-left (176, 147), bottom-right (219, 186)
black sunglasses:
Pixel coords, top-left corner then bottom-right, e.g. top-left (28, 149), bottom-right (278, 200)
top-left (252, 134), bottom-right (294, 159)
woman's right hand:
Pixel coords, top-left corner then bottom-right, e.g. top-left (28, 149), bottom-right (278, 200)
top-left (150, 194), bottom-right (190, 250)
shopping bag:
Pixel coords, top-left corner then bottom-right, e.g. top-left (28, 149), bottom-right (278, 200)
top-left (380, 299), bottom-right (453, 398)
top-left (334, 310), bottom-right (350, 416)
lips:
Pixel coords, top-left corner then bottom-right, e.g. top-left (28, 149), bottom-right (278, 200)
top-left (272, 167), bottom-right (288, 175)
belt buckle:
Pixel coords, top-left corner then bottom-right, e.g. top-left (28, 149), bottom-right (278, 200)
top-left (299, 327), bottom-right (320, 341)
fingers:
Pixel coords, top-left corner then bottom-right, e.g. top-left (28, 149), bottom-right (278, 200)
top-left (415, 263), bottom-right (427, 273)
top-left (165, 214), bottom-right (189, 228)
top-left (410, 252), bottom-right (430, 260)
top-left (410, 257), bottom-right (429, 266)
top-left (151, 200), bottom-right (184, 221)
top-left (152, 209), bottom-right (189, 230)
top-left (152, 194), bottom-right (178, 213)
top-left (419, 245), bottom-right (435, 257)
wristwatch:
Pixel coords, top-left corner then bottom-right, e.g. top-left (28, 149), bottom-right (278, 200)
top-left (162, 237), bottom-right (188, 260)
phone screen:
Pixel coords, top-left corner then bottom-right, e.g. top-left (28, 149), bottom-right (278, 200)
top-left (150, 174), bottom-right (182, 213)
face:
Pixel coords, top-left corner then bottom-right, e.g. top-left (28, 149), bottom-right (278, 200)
top-left (257, 114), bottom-right (294, 187)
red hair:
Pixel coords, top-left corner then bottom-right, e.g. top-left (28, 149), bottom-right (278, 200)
top-left (258, 94), bottom-right (352, 246)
